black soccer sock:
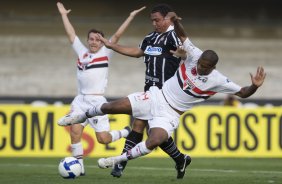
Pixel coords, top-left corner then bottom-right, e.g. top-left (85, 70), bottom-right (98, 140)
top-left (159, 137), bottom-right (185, 165)
top-left (119, 130), bottom-right (143, 168)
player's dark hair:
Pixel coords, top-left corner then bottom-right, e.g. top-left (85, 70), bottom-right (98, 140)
top-left (87, 29), bottom-right (104, 39)
top-left (151, 4), bottom-right (173, 17)
top-left (201, 50), bottom-right (219, 66)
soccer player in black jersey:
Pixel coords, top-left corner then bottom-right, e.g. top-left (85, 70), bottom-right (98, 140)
top-left (98, 4), bottom-right (191, 179)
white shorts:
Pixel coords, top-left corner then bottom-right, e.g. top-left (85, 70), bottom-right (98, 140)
top-left (128, 86), bottom-right (180, 137)
top-left (69, 95), bottom-right (110, 132)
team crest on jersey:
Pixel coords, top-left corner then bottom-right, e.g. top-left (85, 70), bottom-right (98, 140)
top-left (191, 67), bottom-right (197, 76)
top-left (144, 46), bottom-right (162, 56)
top-left (183, 79), bottom-right (195, 90)
top-left (83, 53), bottom-right (88, 59)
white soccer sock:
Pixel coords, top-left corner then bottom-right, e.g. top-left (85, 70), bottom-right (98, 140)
top-left (109, 142), bottom-right (152, 165)
top-left (71, 142), bottom-right (84, 173)
top-left (124, 141), bottom-right (152, 160)
top-left (87, 103), bottom-right (104, 117)
top-left (109, 128), bottom-right (130, 142)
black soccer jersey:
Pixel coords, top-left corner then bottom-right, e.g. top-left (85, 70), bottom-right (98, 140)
top-left (140, 27), bottom-right (182, 91)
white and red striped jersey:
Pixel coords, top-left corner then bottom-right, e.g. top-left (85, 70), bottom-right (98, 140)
top-left (72, 36), bottom-right (113, 95)
top-left (162, 38), bottom-right (241, 112)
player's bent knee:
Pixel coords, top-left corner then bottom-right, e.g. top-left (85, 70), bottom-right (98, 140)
top-left (96, 132), bottom-right (111, 144)
top-left (145, 137), bottom-right (164, 150)
top-left (132, 119), bottom-right (147, 133)
top-left (146, 128), bottom-right (168, 149)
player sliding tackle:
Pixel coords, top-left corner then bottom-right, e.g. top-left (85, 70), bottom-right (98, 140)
top-left (58, 11), bottom-right (266, 176)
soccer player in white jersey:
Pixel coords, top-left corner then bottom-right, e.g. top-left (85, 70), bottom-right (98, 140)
top-left (57, 11), bottom-right (266, 177)
top-left (56, 2), bottom-right (145, 176)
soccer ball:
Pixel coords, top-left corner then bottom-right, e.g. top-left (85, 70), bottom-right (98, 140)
top-left (58, 157), bottom-right (82, 179)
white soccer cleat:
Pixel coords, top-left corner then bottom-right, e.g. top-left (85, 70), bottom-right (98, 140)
top-left (57, 113), bottom-right (87, 126)
top-left (98, 157), bottom-right (115, 169)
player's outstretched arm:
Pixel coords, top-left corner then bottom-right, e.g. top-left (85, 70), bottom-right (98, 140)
top-left (166, 12), bottom-right (187, 43)
top-left (235, 66), bottom-right (266, 98)
top-left (97, 34), bottom-right (144, 58)
top-left (110, 6), bottom-right (146, 44)
top-left (57, 2), bottom-right (76, 43)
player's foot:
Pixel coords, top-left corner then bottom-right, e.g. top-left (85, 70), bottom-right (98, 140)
top-left (110, 163), bottom-right (124, 178)
top-left (80, 172), bottom-right (86, 176)
top-left (57, 113), bottom-right (87, 126)
top-left (175, 155), bottom-right (192, 179)
top-left (98, 157), bottom-right (115, 169)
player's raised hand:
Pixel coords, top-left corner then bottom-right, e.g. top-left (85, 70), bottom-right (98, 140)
top-left (96, 34), bottom-right (112, 48)
top-left (250, 66), bottom-right (266, 87)
top-left (129, 6), bottom-right (146, 17)
top-left (165, 12), bottom-right (182, 22)
top-left (170, 46), bottom-right (187, 60)
top-left (57, 2), bottom-right (71, 15)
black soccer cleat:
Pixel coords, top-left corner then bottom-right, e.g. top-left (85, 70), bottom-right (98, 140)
top-left (111, 163), bottom-right (124, 178)
top-left (175, 155), bottom-right (192, 179)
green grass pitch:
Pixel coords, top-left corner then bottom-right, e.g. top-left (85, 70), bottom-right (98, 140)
top-left (0, 157), bottom-right (281, 184)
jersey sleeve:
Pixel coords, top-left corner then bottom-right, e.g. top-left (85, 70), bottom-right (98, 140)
top-left (72, 36), bottom-right (88, 58)
top-left (213, 74), bottom-right (242, 94)
top-left (183, 38), bottom-right (203, 62)
top-left (139, 37), bottom-right (147, 51)
top-left (171, 31), bottom-right (182, 47)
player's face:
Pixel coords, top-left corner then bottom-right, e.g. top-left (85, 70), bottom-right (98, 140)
top-left (150, 12), bottom-right (171, 33)
top-left (197, 59), bottom-right (215, 76)
top-left (87, 33), bottom-right (104, 53)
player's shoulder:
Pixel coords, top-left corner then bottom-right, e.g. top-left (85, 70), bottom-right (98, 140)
top-left (144, 31), bottom-right (157, 38)
top-left (209, 70), bottom-right (230, 84)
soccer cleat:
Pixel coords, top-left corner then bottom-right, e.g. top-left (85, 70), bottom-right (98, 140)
top-left (80, 172), bottom-right (86, 176)
top-left (110, 163), bottom-right (124, 178)
top-left (57, 113), bottom-right (87, 126)
top-left (175, 155), bottom-right (192, 179)
top-left (98, 157), bottom-right (115, 169)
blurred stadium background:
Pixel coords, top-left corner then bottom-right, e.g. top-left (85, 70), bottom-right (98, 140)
top-left (0, 0), bottom-right (282, 102)
top-left (0, 0), bottom-right (282, 183)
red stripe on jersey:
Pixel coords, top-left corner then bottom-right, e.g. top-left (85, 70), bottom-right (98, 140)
top-left (180, 63), bottom-right (216, 96)
top-left (192, 87), bottom-right (216, 95)
top-left (180, 64), bottom-right (187, 81)
top-left (77, 59), bottom-right (82, 66)
top-left (89, 56), bottom-right (109, 64)
top-left (180, 64), bottom-right (189, 89)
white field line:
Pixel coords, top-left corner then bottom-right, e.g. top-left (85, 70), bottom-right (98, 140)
top-left (0, 163), bottom-right (282, 175)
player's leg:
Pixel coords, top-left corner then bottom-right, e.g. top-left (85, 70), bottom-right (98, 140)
top-left (66, 96), bottom-right (87, 175)
top-left (98, 127), bottom-right (168, 168)
top-left (111, 118), bottom-right (145, 178)
top-left (89, 113), bottom-right (131, 145)
top-left (70, 124), bottom-right (86, 175)
top-left (87, 97), bottom-right (133, 117)
top-left (99, 91), bottom-right (154, 169)
top-left (95, 128), bottom-right (131, 144)
top-left (159, 137), bottom-right (191, 179)
top-left (58, 97), bottom-right (133, 126)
